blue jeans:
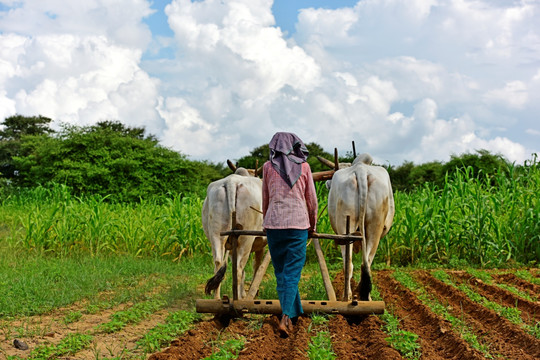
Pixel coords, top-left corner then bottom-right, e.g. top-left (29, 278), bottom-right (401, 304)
top-left (266, 228), bottom-right (308, 319)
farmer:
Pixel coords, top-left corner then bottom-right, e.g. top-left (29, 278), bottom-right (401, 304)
top-left (262, 132), bottom-right (318, 337)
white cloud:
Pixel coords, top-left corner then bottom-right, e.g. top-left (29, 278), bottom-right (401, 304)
top-left (158, 96), bottom-right (217, 156)
top-left (0, 0), bottom-right (538, 166)
top-left (0, 0), bottom-right (153, 48)
top-left (484, 81), bottom-right (528, 109)
top-left (0, 33), bottom-right (161, 131)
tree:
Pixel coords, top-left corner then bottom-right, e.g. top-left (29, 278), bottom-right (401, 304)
top-left (387, 161), bottom-right (414, 192)
top-left (0, 114), bottom-right (54, 140)
top-left (12, 120), bottom-right (223, 201)
top-left (442, 150), bottom-right (509, 185)
top-left (0, 115), bottom-right (54, 179)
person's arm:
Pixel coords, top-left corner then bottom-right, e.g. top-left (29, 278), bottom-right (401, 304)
top-left (262, 163), bottom-right (269, 219)
top-left (304, 164), bottom-right (318, 232)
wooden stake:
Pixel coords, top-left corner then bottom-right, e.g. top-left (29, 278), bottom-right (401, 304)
top-left (312, 238), bottom-right (337, 301)
top-left (246, 250), bottom-right (272, 300)
top-left (344, 216), bottom-right (351, 301)
top-left (231, 211), bottom-right (239, 301)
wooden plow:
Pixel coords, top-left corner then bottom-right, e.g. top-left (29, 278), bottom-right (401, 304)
top-left (195, 213), bottom-right (385, 317)
top-left (198, 141), bottom-right (384, 316)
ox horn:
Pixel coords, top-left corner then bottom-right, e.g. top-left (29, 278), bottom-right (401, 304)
top-left (254, 159), bottom-right (259, 177)
top-left (334, 148), bottom-right (339, 171)
top-left (352, 140), bottom-right (356, 158)
top-left (317, 156), bottom-right (335, 170)
top-left (227, 159), bottom-right (237, 172)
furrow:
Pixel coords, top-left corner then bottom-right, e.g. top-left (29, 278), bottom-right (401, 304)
top-left (452, 271), bottom-right (539, 323)
top-left (416, 270), bottom-right (540, 359)
top-left (328, 314), bottom-right (403, 360)
top-left (376, 270), bottom-right (484, 360)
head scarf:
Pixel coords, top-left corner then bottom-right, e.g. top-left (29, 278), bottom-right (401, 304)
top-left (269, 132), bottom-right (309, 188)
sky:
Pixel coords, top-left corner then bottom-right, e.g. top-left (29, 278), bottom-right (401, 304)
top-left (0, 0), bottom-right (539, 166)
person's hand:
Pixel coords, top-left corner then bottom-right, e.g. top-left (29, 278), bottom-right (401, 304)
top-left (308, 230), bottom-right (315, 238)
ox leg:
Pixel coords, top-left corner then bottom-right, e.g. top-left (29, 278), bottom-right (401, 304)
top-left (205, 239), bottom-right (228, 300)
top-left (358, 248), bottom-right (372, 301)
top-left (252, 249), bottom-right (264, 280)
top-left (340, 243), bottom-right (354, 301)
top-left (236, 236), bottom-right (254, 299)
top-left (213, 261), bottom-right (223, 299)
top-left (358, 221), bottom-right (385, 301)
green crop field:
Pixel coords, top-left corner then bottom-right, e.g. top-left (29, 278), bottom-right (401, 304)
top-left (1, 157), bottom-right (537, 267)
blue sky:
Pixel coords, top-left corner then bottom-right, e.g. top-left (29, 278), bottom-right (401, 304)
top-left (144, 1), bottom-right (359, 37)
top-left (1, 0), bottom-right (539, 165)
top-left (142, 0), bottom-right (359, 59)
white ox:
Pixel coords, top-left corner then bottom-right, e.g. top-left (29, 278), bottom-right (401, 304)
top-left (326, 153), bottom-right (395, 301)
top-left (203, 168), bottom-right (266, 299)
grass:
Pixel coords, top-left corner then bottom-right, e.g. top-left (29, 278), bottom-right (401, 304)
top-left (63, 310), bottom-right (82, 324)
top-left (0, 251), bottom-right (210, 317)
top-left (97, 297), bottom-right (167, 333)
top-left (7, 332), bottom-right (94, 360)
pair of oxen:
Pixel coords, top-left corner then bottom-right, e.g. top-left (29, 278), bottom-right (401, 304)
top-left (203, 153), bottom-right (394, 302)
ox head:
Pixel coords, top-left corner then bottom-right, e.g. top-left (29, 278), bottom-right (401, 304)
top-left (353, 153), bottom-right (373, 166)
top-left (317, 152), bottom-right (373, 171)
top-left (227, 159), bottom-right (260, 177)
top-left (322, 152), bottom-right (373, 190)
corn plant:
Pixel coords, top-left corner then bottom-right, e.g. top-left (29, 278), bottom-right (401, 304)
top-left (380, 156), bottom-right (539, 267)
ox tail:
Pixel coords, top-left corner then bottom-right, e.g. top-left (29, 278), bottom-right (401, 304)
top-left (226, 179), bottom-right (238, 231)
top-left (355, 167), bottom-right (368, 243)
top-left (205, 249), bottom-right (230, 295)
top-left (356, 168), bottom-right (371, 301)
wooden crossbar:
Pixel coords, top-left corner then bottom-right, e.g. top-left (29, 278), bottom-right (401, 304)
top-left (220, 229), bottom-right (363, 243)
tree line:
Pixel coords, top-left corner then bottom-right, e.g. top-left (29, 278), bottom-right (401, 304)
top-left (235, 143), bottom-right (514, 192)
top-left (0, 115), bottom-right (226, 202)
top-left (0, 115), bottom-right (519, 201)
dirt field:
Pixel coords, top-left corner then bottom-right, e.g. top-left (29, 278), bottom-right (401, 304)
top-left (151, 269), bottom-right (540, 360)
top-left (2, 269), bottom-right (539, 359)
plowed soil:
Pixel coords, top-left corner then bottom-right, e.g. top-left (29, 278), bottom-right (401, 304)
top-left (2, 269), bottom-right (538, 359)
top-left (150, 269), bottom-right (539, 360)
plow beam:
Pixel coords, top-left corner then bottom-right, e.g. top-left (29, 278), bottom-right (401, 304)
top-left (196, 298), bottom-right (385, 316)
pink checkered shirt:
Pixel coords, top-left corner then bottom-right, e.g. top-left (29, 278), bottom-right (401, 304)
top-left (262, 161), bottom-right (318, 231)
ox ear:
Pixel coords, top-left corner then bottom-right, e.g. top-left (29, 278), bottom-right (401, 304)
top-left (325, 180), bottom-right (332, 190)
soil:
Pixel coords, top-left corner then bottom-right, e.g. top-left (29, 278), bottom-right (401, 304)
top-left (1, 269), bottom-right (539, 359)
